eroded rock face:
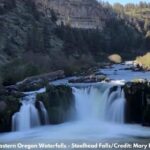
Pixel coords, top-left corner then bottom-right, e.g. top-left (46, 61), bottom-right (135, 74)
top-left (36, 85), bottom-right (75, 124)
top-left (0, 87), bottom-right (21, 132)
top-left (35, 0), bottom-right (115, 29)
top-left (124, 81), bottom-right (150, 126)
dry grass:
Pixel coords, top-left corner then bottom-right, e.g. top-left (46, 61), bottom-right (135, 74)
top-left (136, 52), bottom-right (150, 69)
top-left (125, 8), bottom-right (150, 21)
top-left (108, 54), bottom-right (122, 63)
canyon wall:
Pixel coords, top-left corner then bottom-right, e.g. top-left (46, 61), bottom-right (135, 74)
top-left (35, 0), bottom-right (115, 29)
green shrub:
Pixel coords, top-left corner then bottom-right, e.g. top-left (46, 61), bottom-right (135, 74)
top-left (1, 59), bottom-right (40, 86)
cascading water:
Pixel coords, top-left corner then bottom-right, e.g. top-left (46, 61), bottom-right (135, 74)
top-left (12, 95), bottom-right (40, 131)
top-left (73, 86), bottom-right (106, 121)
top-left (12, 94), bottom-right (49, 131)
top-left (39, 101), bottom-right (49, 125)
top-left (2, 84), bottom-right (150, 143)
top-left (12, 84), bottom-right (125, 132)
top-left (105, 87), bottom-right (125, 123)
top-left (72, 85), bottom-right (126, 123)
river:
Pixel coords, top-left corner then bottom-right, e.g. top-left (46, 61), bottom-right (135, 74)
top-left (0, 62), bottom-right (150, 149)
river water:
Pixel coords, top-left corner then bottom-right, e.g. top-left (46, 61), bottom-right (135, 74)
top-left (0, 62), bottom-right (150, 149)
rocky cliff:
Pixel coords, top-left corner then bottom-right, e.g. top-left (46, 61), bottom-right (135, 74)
top-left (34, 0), bottom-right (115, 29)
top-left (0, 0), bottom-right (148, 86)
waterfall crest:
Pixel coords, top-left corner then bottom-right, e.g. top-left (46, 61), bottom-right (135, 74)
top-left (72, 85), bottom-right (126, 123)
top-left (73, 86), bottom-right (106, 121)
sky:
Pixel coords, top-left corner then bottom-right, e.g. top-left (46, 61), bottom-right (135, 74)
top-left (100, 0), bottom-right (150, 5)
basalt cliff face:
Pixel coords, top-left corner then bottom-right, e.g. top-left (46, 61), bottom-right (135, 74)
top-left (34, 0), bottom-right (115, 29)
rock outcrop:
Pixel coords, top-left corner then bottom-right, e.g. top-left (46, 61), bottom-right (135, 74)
top-left (36, 85), bottom-right (75, 124)
top-left (35, 0), bottom-right (115, 29)
top-left (124, 81), bottom-right (150, 126)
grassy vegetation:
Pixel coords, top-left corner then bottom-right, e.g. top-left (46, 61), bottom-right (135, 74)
top-left (136, 53), bottom-right (150, 70)
top-left (113, 2), bottom-right (150, 19)
top-left (125, 8), bottom-right (150, 20)
top-left (113, 2), bottom-right (150, 33)
top-left (1, 59), bottom-right (40, 86)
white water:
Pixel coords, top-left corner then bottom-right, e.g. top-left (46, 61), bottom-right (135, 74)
top-left (73, 87), bottom-right (105, 121)
top-left (1, 62), bottom-right (150, 143)
top-left (39, 101), bottom-right (49, 125)
top-left (12, 94), bottom-right (49, 131)
top-left (0, 84), bottom-right (150, 144)
top-left (12, 84), bottom-right (125, 133)
top-left (73, 85), bottom-right (125, 123)
top-left (105, 87), bottom-right (125, 123)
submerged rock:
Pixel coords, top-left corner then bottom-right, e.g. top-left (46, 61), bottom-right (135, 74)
top-left (36, 85), bottom-right (75, 124)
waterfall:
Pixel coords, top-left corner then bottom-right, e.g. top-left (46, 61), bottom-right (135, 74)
top-left (73, 86), bottom-right (107, 121)
top-left (39, 101), bottom-right (49, 125)
top-left (105, 87), bottom-right (126, 123)
top-left (12, 102), bottom-right (40, 131)
top-left (12, 94), bottom-right (49, 131)
top-left (12, 94), bottom-right (40, 131)
top-left (72, 85), bottom-right (126, 123)
top-left (12, 84), bottom-right (126, 132)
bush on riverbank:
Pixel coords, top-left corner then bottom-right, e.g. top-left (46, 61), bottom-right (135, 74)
top-left (108, 54), bottom-right (122, 63)
top-left (36, 85), bottom-right (75, 124)
top-left (135, 53), bottom-right (150, 70)
top-left (1, 59), bottom-right (40, 86)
